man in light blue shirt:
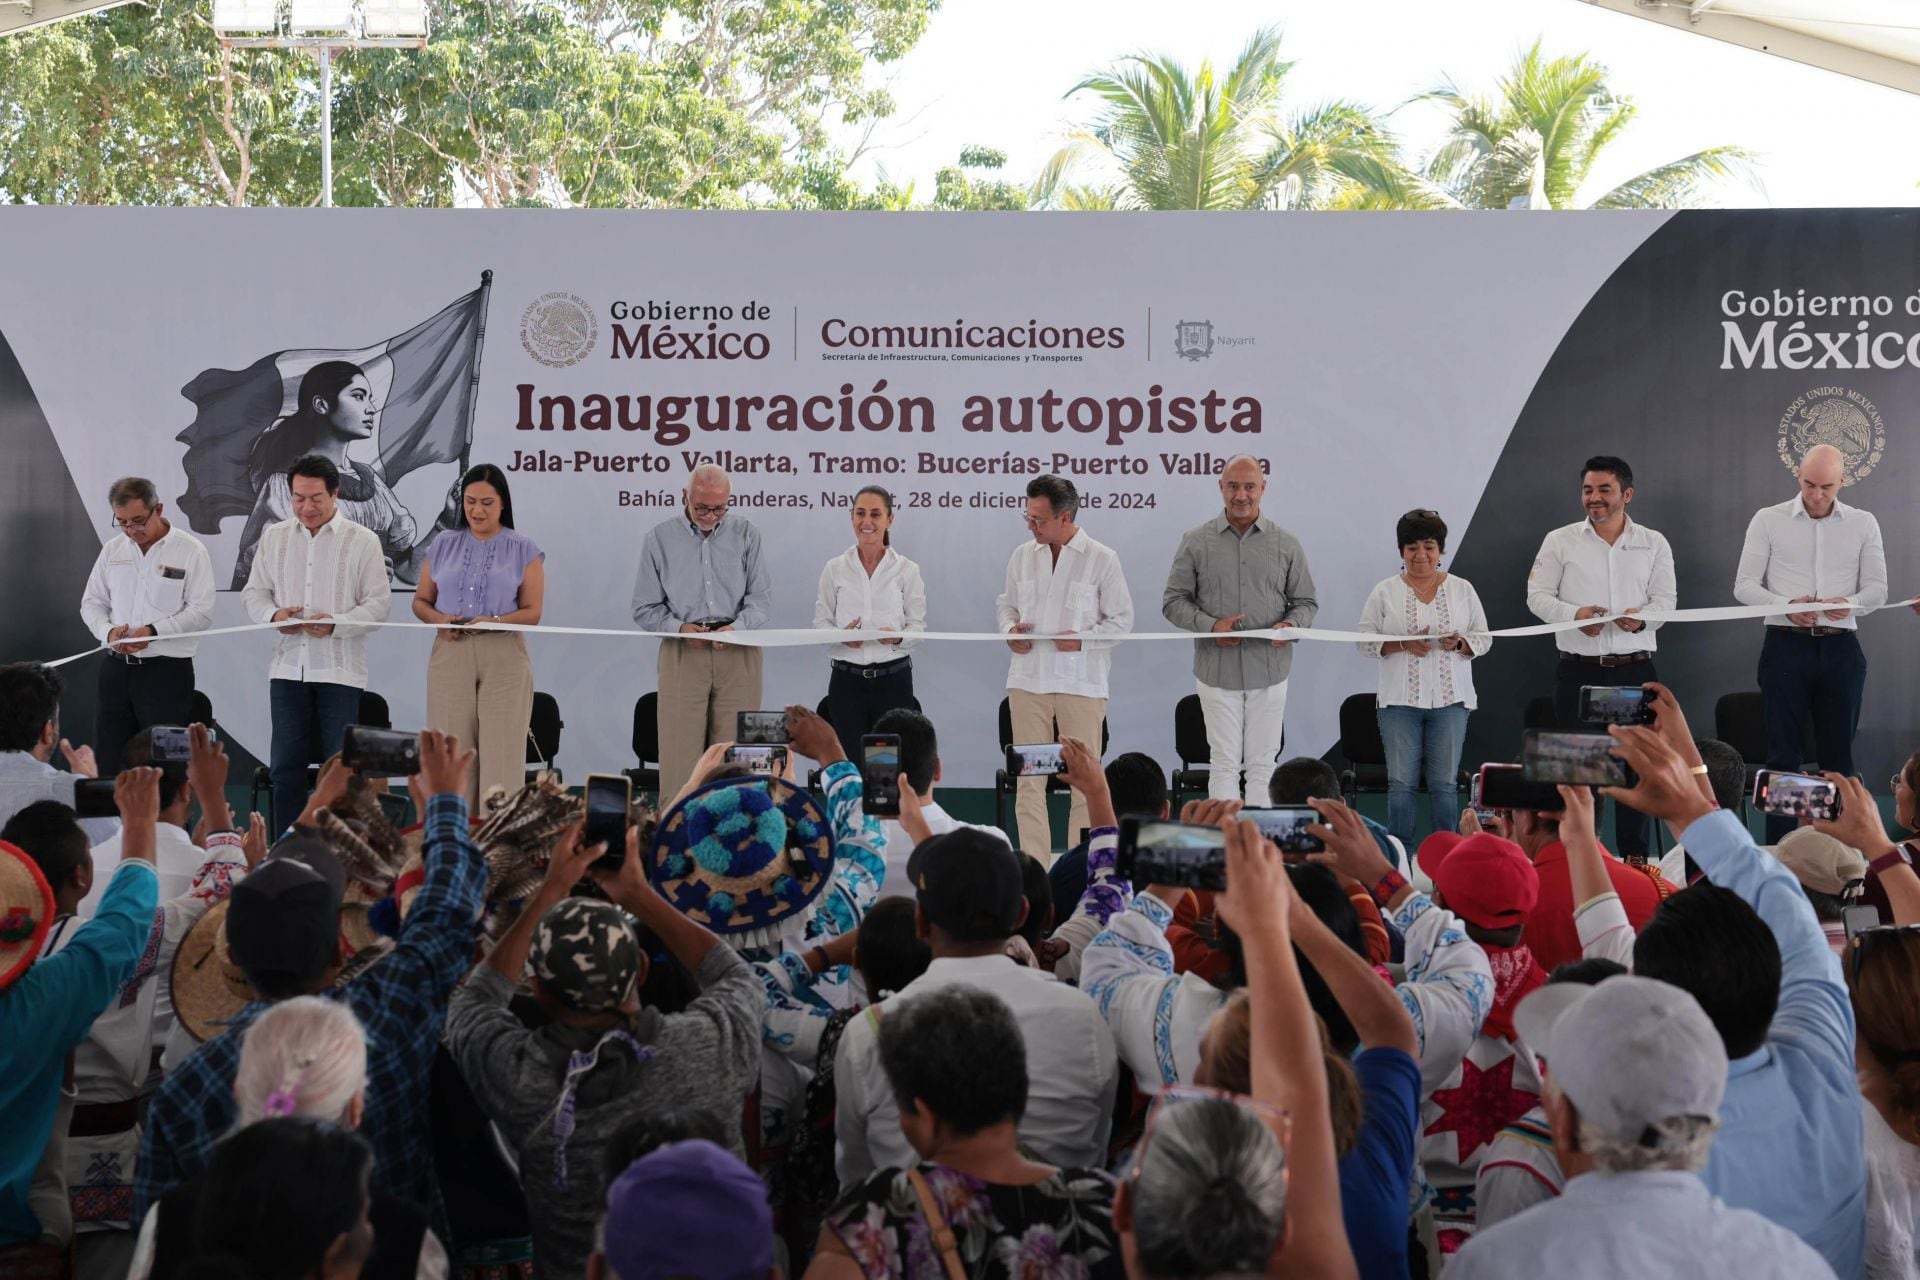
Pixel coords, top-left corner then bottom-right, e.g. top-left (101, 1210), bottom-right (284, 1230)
top-left (0, 769), bottom-right (161, 1246)
top-left (0, 663), bottom-right (119, 848)
top-left (1609, 723), bottom-right (1864, 1278)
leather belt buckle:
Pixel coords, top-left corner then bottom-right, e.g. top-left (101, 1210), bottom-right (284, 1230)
top-left (1809, 626), bottom-right (1842, 638)
top-left (112, 650), bottom-right (144, 666)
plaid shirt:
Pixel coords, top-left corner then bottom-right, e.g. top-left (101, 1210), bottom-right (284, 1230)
top-left (133, 793), bottom-right (485, 1238)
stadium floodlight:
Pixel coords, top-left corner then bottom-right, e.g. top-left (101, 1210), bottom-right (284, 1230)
top-left (361, 0), bottom-right (426, 39)
top-left (210, 0), bottom-right (277, 34)
top-left (287, 0), bottom-right (351, 33)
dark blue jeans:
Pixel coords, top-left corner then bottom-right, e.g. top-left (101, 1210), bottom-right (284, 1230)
top-left (1758, 628), bottom-right (1866, 842)
top-left (1377, 703), bottom-right (1469, 848)
top-left (269, 678), bottom-right (360, 830)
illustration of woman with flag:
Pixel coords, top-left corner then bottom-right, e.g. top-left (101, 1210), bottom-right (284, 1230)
top-left (228, 360), bottom-right (446, 589)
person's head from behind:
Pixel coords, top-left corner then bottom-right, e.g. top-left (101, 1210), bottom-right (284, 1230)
top-left (1771, 828), bottom-right (1867, 923)
top-left (226, 836), bottom-right (351, 1001)
top-left (1634, 883), bottom-right (1781, 1059)
top-left (1505, 803), bottom-right (1563, 858)
top-left (1417, 831), bottom-right (1537, 953)
top-left (908, 829), bottom-right (1027, 956)
top-left (234, 997), bottom-right (368, 1130)
top-left (529, 897), bottom-right (645, 1026)
top-left (1016, 851), bottom-right (1053, 950)
top-left (288, 454), bottom-right (343, 532)
top-left (459, 463), bottom-right (516, 534)
top-left (874, 708), bottom-right (938, 799)
top-left (600, 1108), bottom-right (732, 1187)
top-left (1848, 928), bottom-right (1920, 1136)
top-left (3, 801), bottom-right (91, 913)
top-left (1107, 752), bottom-right (1169, 820)
top-left (1197, 994), bottom-right (1361, 1158)
top-left (1580, 454), bottom-right (1634, 526)
top-left (1797, 443), bottom-right (1845, 518)
top-left (1694, 739), bottom-right (1747, 815)
top-left (1515, 975), bottom-right (1725, 1180)
top-left (1269, 756), bottom-right (1341, 807)
top-left (0, 662), bottom-right (64, 760)
top-left (590, 1140), bottom-right (777, 1280)
top-left (189, 1117), bottom-right (374, 1280)
top-left (853, 897), bottom-right (931, 1000)
top-left (879, 986), bottom-right (1027, 1159)
top-left (1118, 1094), bottom-right (1287, 1280)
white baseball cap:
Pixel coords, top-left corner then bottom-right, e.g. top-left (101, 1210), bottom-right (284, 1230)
top-left (1513, 975), bottom-right (1728, 1145)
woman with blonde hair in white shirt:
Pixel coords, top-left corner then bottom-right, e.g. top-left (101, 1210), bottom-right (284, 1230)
top-left (1356, 509), bottom-right (1491, 847)
top-left (814, 485), bottom-right (926, 760)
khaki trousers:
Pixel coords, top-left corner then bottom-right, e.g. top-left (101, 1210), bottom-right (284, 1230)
top-left (658, 637), bottom-right (764, 800)
top-left (427, 630), bottom-right (535, 809)
top-left (1008, 689), bottom-right (1105, 860)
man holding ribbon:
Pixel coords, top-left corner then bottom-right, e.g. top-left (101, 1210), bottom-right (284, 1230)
top-left (1525, 455), bottom-right (1675, 862)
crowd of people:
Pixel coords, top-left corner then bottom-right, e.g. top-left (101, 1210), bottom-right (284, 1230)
top-left (1, 437), bottom-right (1914, 1280)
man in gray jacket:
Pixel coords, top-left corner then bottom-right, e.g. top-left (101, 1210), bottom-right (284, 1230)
top-left (1162, 455), bottom-right (1318, 804)
top-left (444, 823), bottom-right (762, 1279)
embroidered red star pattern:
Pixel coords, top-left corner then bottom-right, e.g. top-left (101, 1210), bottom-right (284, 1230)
top-left (1424, 1054), bottom-right (1536, 1161)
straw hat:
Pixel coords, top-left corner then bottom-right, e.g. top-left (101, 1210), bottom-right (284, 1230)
top-left (649, 776), bottom-right (834, 951)
top-left (169, 900), bottom-right (260, 1043)
top-left (0, 840), bottom-right (55, 992)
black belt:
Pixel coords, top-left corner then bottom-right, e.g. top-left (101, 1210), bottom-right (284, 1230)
top-left (106, 651), bottom-right (185, 666)
top-left (1768, 625), bottom-right (1850, 638)
top-left (830, 656), bottom-right (911, 679)
top-left (1559, 651), bottom-right (1652, 668)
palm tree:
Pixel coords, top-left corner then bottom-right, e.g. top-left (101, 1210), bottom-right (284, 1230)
top-left (1031, 27), bottom-right (1400, 211)
top-left (1396, 41), bottom-right (1756, 209)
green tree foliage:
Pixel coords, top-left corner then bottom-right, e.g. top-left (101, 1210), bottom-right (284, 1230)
top-left (0, 0), bottom-right (934, 205)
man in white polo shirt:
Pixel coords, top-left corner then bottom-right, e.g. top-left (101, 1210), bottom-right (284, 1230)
top-left (995, 474), bottom-right (1133, 859)
top-left (78, 477), bottom-right (216, 777)
top-left (1526, 454), bottom-right (1676, 862)
top-left (1734, 443), bottom-right (1887, 842)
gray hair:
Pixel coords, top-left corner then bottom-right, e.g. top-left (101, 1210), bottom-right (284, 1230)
top-left (233, 996), bottom-right (368, 1128)
top-left (1026, 473), bottom-right (1079, 520)
top-left (107, 476), bottom-right (158, 509)
top-left (1578, 1113), bottom-right (1719, 1173)
top-left (1129, 1097), bottom-right (1286, 1279)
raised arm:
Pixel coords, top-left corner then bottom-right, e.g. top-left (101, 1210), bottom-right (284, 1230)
top-left (1289, 882), bottom-right (1418, 1057)
top-left (1558, 784), bottom-right (1636, 967)
top-left (1815, 775), bottom-right (1920, 926)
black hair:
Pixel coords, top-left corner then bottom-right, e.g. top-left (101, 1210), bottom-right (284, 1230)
top-left (1016, 851), bottom-right (1053, 949)
top-left (188, 1117), bottom-right (372, 1280)
top-left (124, 731), bottom-right (192, 809)
top-left (458, 463), bottom-right (516, 530)
top-left (246, 361), bottom-right (367, 490)
top-left (1694, 739), bottom-right (1747, 814)
top-left (108, 476), bottom-right (159, 508)
top-left (1634, 883), bottom-right (1781, 1059)
top-left (878, 986), bottom-right (1027, 1135)
top-left (1281, 863), bottom-right (1369, 1054)
top-left (0, 662), bottom-right (63, 753)
top-left (1395, 508), bottom-right (1447, 553)
top-left (1269, 756), bottom-right (1341, 805)
top-left (1548, 957), bottom-right (1627, 986)
top-left (874, 708), bottom-right (937, 795)
top-left (1582, 455), bottom-right (1634, 492)
top-left (1105, 752), bottom-right (1168, 819)
top-left (856, 897), bottom-right (932, 1000)
top-left (1, 800), bottom-right (90, 894)
top-left (1803, 886), bottom-right (1851, 924)
top-left (1026, 473), bottom-right (1079, 520)
top-left (853, 485), bottom-right (894, 546)
top-left (287, 453), bottom-right (341, 495)
top-left (601, 1107), bottom-right (732, 1184)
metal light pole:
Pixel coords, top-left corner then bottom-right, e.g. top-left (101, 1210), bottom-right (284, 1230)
top-left (212, 0), bottom-right (427, 206)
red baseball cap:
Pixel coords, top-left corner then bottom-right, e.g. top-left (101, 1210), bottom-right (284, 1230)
top-left (1416, 832), bottom-right (1538, 930)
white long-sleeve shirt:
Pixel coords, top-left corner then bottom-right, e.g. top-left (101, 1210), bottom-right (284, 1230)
top-left (78, 527), bottom-right (216, 660)
top-left (994, 528), bottom-right (1134, 699)
top-left (1355, 574), bottom-right (1493, 710)
top-left (1734, 495), bottom-right (1888, 630)
top-left (240, 511), bottom-right (391, 688)
top-left (813, 546), bottom-right (927, 664)
top-left (1526, 518), bottom-right (1677, 656)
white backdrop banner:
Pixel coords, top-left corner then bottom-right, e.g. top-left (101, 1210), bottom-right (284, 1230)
top-left (1, 209), bottom-right (1913, 783)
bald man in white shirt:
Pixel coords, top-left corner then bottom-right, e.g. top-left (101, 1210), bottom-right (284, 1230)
top-left (1733, 444), bottom-right (1888, 842)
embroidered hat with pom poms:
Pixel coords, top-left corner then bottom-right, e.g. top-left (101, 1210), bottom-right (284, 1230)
top-left (0, 839), bottom-right (55, 993)
top-left (649, 775), bottom-right (834, 951)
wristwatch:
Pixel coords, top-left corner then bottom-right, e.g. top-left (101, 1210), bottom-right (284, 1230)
top-left (1870, 845), bottom-right (1913, 876)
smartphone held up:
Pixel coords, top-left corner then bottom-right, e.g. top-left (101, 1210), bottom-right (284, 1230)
top-left (861, 733), bottom-right (903, 818)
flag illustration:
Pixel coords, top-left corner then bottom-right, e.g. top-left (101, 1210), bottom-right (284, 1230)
top-left (174, 272), bottom-right (492, 533)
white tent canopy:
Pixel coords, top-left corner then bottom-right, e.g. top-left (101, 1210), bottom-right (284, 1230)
top-left (1580, 0), bottom-right (1920, 95)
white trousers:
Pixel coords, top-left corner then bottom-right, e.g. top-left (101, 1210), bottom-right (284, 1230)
top-left (1198, 679), bottom-right (1289, 804)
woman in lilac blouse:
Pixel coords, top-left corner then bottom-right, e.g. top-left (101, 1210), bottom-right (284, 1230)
top-left (412, 464), bottom-right (545, 804)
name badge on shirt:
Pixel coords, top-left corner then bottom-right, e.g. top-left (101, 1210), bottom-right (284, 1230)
top-left (159, 565), bottom-right (187, 580)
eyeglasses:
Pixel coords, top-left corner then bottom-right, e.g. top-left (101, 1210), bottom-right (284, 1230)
top-left (690, 501), bottom-right (730, 519)
top-left (1895, 772), bottom-right (1910, 794)
top-left (1022, 511), bottom-right (1061, 528)
top-left (1848, 923), bottom-right (1920, 982)
top-left (1404, 508), bottom-right (1441, 520)
top-left (110, 513), bottom-right (154, 531)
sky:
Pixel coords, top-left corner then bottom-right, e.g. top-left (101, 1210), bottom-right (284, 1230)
top-left (840, 0), bottom-right (1920, 207)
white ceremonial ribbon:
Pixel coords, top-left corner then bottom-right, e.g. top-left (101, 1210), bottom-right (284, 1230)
top-left (38, 596), bottom-right (1920, 669)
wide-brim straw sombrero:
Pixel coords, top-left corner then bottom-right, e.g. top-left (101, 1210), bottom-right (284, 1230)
top-left (170, 899), bottom-right (261, 1043)
top-left (649, 775), bottom-right (834, 950)
top-left (0, 839), bottom-right (55, 992)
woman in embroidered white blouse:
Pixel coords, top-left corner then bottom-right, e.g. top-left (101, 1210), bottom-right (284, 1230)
top-left (814, 485), bottom-right (928, 760)
top-left (1355, 509), bottom-right (1492, 847)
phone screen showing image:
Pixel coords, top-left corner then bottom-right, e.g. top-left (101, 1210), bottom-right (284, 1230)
top-left (1241, 807), bottom-right (1325, 858)
top-left (1578, 685), bottom-right (1656, 726)
top-left (1117, 818), bottom-right (1228, 891)
top-left (583, 774), bottom-right (632, 869)
top-left (1521, 730), bottom-right (1633, 788)
top-left (1753, 770), bottom-right (1841, 822)
top-left (725, 745), bottom-right (787, 777)
top-left (737, 711), bottom-right (791, 746)
top-left (1006, 744), bottom-right (1066, 778)
top-left (862, 734), bottom-right (902, 818)
top-left (340, 725), bottom-right (420, 778)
